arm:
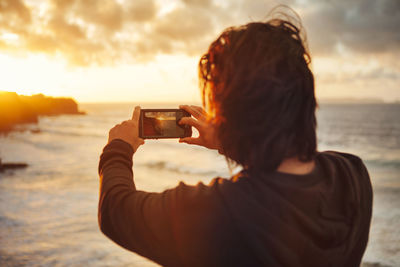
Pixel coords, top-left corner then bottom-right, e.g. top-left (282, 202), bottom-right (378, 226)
top-left (98, 106), bottom-right (180, 265)
top-left (98, 106), bottom-right (226, 266)
top-left (98, 139), bottom-right (182, 266)
top-left (98, 139), bottom-right (228, 267)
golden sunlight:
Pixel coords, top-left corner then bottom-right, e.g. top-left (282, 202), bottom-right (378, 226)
top-left (1, 1), bottom-right (399, 267)
top-left (0, 54), bottom-right (68, 97)
top-left (0, 53), bottom-right (200, 103)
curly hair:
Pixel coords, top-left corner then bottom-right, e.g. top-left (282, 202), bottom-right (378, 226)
top-left (199, 13), bottom-right (317, 172)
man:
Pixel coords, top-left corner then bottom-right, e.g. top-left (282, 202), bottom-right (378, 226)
top-left (98, 15), bottom-right (372, 267)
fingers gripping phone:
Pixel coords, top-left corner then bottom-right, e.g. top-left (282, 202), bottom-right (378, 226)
top-left (139, 109), bottom-right (192, 139)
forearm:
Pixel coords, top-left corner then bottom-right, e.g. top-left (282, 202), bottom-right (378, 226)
top-left (98, 139), bottom-right (136, 192)
top-left (97, 139), bottom-right (181, 265)
top-left (98, 139), bottom-right (136, 241)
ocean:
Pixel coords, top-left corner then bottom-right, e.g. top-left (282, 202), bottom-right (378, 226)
top-left (0, 103), bottom-right (399, 267)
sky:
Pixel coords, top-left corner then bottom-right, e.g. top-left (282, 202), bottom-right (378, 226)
top-left (0, 0), bottom-right (399, 103)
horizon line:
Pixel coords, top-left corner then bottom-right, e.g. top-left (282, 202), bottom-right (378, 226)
top-left (79, 97), bottom-right (399, 105)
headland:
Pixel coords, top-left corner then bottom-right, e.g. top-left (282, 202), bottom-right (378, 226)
top-left (0, 92), bottom-right (85, 133)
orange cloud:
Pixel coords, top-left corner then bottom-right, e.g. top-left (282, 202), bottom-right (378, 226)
top-left (0, 0), bottom-right (399, 69)
top-left (0, 0), bottom-right (229, 66)
top-left (0, 0), bottom-right (31, 23)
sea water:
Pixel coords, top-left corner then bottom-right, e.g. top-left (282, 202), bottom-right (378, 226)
top-left (0, 103), bottom-right (399, 266)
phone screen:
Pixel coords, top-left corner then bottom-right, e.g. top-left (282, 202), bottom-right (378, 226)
top-left (140, 109), bottom-right (191, 139)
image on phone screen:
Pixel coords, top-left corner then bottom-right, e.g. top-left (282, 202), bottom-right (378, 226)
top-left (140, 109), bottom-right (191, 139)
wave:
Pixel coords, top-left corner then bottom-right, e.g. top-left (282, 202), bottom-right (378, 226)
top-left (364, 159), bottom-right (400, 169)
top-left (0, 215), bottom-right (22, 227)
top-left (361, 262), bottom-right (392, 267)
top-left (5, 120), bottom-right (105, 138)
top-left (38, 128), bottom-right (104, 138)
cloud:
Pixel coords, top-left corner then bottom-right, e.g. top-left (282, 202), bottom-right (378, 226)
top-left (318, 66), bottom-right (400, 84)
top-left (0, 0), bottom-right (224, 65)
top-left (0, 0), bottom-right (31, 38)
top-left (181, 0), bottom-right (213, 8)
top-left (150, 6), bottom-right (216, 56)
top-left (0, 0), bottom-right (31, 23)
top-left (125, 0), bottom-right (157, 22)
top-left (0, 0), bottom-right (399, 68)
top-left (48, 16), bottom-right (85, 40)
top-left (301, 0), bottom-right (400, 55)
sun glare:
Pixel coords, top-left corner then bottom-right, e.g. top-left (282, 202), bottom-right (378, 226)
top-left (0, 52), bottom-right (200, 103)
top-left (0, 53), bottom-right (69, 97)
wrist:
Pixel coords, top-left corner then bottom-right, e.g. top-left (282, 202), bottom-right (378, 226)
top-left (107, 139), bottom-right (135, 154)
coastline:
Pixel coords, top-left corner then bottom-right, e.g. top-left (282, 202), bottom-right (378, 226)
top-left (0, 92), bottom-right (85, 134)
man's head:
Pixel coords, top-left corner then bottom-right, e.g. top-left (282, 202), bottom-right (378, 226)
top-left (199, 15), bottom-right (317, 172)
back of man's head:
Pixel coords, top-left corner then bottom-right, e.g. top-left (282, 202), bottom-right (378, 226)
top-left (199, 10), bottom-right (317, 172)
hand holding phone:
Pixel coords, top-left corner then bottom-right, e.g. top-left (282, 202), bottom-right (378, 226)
top-left (108, 106), bottom-right (145, 152)
top-left (178, 105), bottom-right (222, 152)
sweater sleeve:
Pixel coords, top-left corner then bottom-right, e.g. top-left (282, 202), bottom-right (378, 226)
top-left (98, 139), bottom-right (182, 266)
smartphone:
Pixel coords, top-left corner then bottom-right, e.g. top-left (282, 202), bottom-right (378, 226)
top-left (139, 109), bottom-right (192, 139)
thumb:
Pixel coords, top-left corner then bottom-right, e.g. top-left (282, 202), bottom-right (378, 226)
top-left (132, 106), bottom-right (141, 121)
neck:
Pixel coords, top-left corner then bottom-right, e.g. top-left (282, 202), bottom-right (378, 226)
top-left (276, 156), bottom-right (315, 175)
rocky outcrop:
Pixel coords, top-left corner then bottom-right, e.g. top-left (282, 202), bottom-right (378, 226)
top-left (0, 92), bottom-right (84, 133)
top-left (0, 158), bottom-right (28, 172)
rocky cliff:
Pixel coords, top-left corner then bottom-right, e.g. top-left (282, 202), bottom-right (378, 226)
top-left (0, 92), bottom-right (84, 132)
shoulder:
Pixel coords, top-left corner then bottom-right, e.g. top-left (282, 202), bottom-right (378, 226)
top-left (164, 180), bottom-right (226, 214)
top-left (169, 175), bottom-right (242, 199)
top-left (166, 175), bottom-right (251, 216)
top-left (318, 150), bottom-right (367, 173)
top-left (208, 173), bottom-right (254, 192)
top-left (320, 150), bottom-right (362, 163)
top-left (318, 150), bottom-right (373, 216)
top-left (317, 150), bottom-right (372, 198)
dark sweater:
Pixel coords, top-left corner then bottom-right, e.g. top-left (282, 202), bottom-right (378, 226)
top-left (98, 139), bottom-right (373, 267)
